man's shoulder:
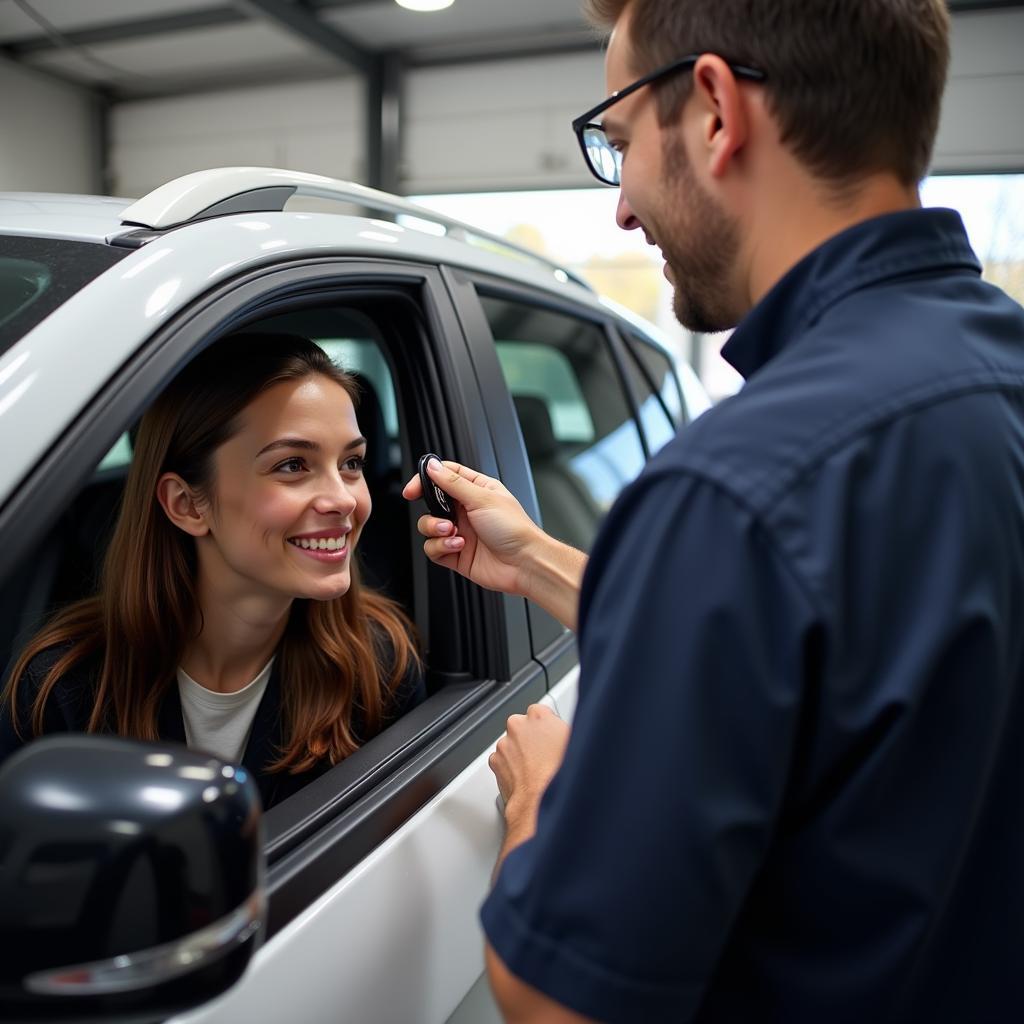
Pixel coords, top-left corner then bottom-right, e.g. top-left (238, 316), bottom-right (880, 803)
top-left (664, 282), bottom-right (1024, 511)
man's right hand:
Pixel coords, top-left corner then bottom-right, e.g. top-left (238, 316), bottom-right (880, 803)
top-left (402, 459), bottom-right (540, 597)
top-left (402, 459), bottom-right (587, 631)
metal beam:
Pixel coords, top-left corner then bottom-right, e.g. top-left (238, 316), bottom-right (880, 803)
top-left (366, 53), bottom-right (404, 193)
top-left (0, 0), bottom-right (394, 57)
top-left (107, 64), bottom-right (346, 103)
top-left (3, 8), bottom-right (247, 57)
top-left (231, 0), bottom-right (373, 74)
top-left (95, 88), bottom-right (115, 196)
top-left (410, 38), bottom-right (602, 70)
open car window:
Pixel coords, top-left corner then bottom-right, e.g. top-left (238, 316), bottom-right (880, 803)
top-left (0, 262), bottom-right (544, 943)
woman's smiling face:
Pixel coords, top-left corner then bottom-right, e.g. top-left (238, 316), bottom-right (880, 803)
top-left (197, 373), bottom-right (371, 604)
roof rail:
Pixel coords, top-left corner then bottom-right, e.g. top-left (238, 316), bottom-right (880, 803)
top-left (119, 166), bottom-right (592, 291)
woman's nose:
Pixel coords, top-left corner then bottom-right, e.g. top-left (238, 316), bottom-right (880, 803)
top-left (313, 473), bottom-right (358, 516)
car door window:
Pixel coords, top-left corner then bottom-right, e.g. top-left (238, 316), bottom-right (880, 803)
top-left (479, 293), bottom-right (646, 551)
top-left (620, 331), bottom-right (687, 455)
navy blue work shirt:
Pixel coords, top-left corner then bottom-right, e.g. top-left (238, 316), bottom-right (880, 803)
top-left (481, 208), bottom-right (1024, 1023)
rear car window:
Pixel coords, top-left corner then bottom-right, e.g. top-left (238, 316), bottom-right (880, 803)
top-left (0, 235), bottom-right (127, 355)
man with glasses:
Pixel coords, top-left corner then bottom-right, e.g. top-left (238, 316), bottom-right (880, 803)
top-left (408, 1), bottom-right (1024, 1020)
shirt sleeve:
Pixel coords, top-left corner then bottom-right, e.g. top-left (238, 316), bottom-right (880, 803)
top-left (481, 470), bottom-right (820, 1023)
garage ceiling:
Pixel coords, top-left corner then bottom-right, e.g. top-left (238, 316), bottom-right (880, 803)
top-left (2, 0), bottom-right (1020, 194)
top-left (1, 0), bottom-right (1020, 101)
top-left (0, 0), bottom-right (600, 100)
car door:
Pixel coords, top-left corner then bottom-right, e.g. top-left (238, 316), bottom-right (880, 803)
top-left (0, 255), bottom-right (560, 1024)
top-left (440, 272), bottom-right (701, 1022)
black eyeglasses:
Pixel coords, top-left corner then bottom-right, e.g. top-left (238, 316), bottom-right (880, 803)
top-left (571, 54), bottom-right (767, 186)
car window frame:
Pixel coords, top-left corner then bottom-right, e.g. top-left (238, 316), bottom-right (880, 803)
top-left (443, 267), bottom-right (661, 684)
top-left (0, 255), bottom-right (548, 940)
top-left (608, 323), bottom-right (690, 461)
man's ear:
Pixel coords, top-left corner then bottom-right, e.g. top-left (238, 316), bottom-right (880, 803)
top-left (156, 472), bottom-right (210, 537)
top-left (691, 54), bottom-right (750, 179)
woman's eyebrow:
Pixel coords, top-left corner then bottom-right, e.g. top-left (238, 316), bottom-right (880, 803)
top-left (256, 436), bottom-right (367, 457)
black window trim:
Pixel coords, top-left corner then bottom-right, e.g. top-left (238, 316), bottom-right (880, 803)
top-left (610, 322), bottom-right (688, 432)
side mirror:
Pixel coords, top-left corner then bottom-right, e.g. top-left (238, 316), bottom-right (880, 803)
top-left (0, 735), bottom-right (264, 1023)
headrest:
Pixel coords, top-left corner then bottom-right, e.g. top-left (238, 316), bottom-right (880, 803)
top-left (513, 394), bottom-right (558, 460)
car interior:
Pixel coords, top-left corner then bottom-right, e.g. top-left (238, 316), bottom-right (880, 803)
top-left (0, 303), bottom-right (433, 710)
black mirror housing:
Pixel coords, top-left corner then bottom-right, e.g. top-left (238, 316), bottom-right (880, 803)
top-left (0, 735), bottom-right (264, 1023)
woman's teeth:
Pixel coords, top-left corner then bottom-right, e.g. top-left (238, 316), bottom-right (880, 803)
top-left (291, 537), bottom-right (345, 551)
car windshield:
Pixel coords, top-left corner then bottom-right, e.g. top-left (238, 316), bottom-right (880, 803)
top-left (0, 235), bottom-right (128, 356)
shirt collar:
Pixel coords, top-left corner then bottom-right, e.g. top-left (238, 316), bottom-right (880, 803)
top-left (722, 207), bottom-right (982, 380)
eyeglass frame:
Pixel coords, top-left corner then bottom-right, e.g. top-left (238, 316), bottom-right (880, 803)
top-left (571, 53), bottom-right (768, 186)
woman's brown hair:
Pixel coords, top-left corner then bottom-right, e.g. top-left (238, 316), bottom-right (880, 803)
top-left (4, 331), bottom-right (419, 773)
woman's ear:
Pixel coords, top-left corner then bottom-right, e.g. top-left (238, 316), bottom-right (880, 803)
top-left (156, 472), bottom-right (209, 537)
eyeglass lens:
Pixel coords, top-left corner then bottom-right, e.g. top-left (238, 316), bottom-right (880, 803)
top-left (582, 126), bottom-right (622, 186)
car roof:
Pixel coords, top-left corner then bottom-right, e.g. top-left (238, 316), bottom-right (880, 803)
top-left (0, 168), bottom-right (696, 500)
top-left (0, 193), bottom-right (136, 242)
top-left (0, 166), bottom-right (595, 293)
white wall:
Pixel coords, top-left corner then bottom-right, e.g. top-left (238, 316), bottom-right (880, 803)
top-left (404, 52), bottom-right (604, 194)
top-left (933, 8), bottom-right (1024, 174)
top-left (107, 53), bottom-right (601, 200)
top-left (0, 56), bottom-right (101, 193)
top-left (103, 7), bottom-right (1024, 201)
top-left (110, 77), bottom-right (365, 199)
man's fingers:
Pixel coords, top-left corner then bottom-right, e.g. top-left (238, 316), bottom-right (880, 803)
top-left (404, 459), bottom-right (507, 509)
top-left (416, 513), bottom-right (455, 539)
top-left (526, 703), bottom-right (556, 721)
top-left (422, 536), bottom-right (465, 564)
top-left (428, 459), bottom-right (504, 505)
top-left (401, 474), bottom-right (423, 500)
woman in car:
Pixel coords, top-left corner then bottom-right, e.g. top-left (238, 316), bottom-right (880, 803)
top-left (0, 332), bottom-right (423, 808)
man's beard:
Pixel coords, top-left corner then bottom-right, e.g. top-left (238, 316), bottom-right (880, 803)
top-left (655, 135), bottom-right (742, 334)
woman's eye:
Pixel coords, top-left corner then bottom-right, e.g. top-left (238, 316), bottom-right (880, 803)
top-left (342, 454), bottom-right (366, 474)
top-left (274, 457), bottom-right (306, 474)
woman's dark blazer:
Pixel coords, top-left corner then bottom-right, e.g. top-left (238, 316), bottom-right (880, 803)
top-left (0, 642), bottom-right (425, 810)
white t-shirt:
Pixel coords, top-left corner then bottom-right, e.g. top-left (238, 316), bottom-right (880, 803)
top-left (177, 657), bottom-right (273, 764)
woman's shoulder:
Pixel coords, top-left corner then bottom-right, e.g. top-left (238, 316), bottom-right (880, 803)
top-left (6, 640), bottom-right (98, 717)
top-left (1, 641), bottom-right (98, 759)
top-left (14, 640), bottom-right (92, 688)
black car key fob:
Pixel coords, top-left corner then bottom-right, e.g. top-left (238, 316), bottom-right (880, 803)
top-left (418, 453), bottom-right (458, 522)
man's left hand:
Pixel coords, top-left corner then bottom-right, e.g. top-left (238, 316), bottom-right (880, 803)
top-left (489, 704), bottom-right (570, 848)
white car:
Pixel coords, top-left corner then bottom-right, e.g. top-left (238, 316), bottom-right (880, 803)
top-left (0, 168), bottom-right (708, 1024)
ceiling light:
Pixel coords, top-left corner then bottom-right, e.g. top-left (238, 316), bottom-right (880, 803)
top-left (395, 0), bottom-right (454, 11)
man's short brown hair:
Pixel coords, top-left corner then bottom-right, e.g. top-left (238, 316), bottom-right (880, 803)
top-left (583, 0), bottom-right (950, 186)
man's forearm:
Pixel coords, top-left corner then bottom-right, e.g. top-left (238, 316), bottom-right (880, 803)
top-left (492, 798), bottom-right (536, 883)
top-left (519, 535), bottom-right (587, 632)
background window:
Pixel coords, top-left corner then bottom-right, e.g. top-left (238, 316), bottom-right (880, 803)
top-left (415, 175), bottom-right (1024, 403)
top-left (481, 293), bottom-right (645, 550)
top-left (620, 332), bottom-right (684, 455)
